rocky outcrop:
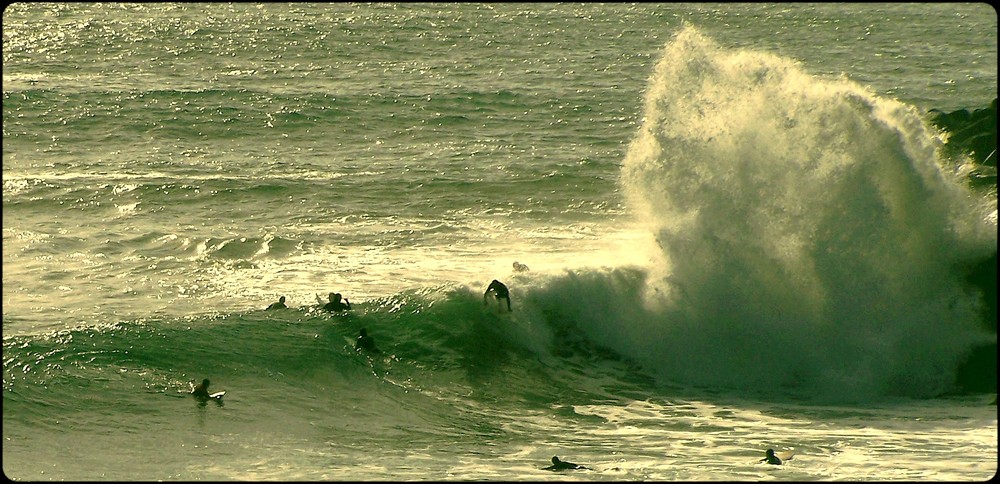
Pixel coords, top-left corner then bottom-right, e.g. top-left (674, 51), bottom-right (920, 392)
top-left (928, 99), bottom-right (997, 396)
top-left (928, 99), bottom-right (997, 189)
top-left (929, 98), bottom-right (997, 166)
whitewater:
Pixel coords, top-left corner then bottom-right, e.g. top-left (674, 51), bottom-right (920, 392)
top-left (3, 3), bottom-right (997, 481)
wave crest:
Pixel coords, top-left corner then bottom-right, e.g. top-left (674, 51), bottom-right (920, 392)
top-left (610, 26), bottom-right (996, 400)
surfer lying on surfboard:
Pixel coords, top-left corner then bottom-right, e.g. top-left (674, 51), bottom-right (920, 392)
top-left (266, 296), bottom-right (287, 310)
top-left (542, 456), bottom-right (589, 471)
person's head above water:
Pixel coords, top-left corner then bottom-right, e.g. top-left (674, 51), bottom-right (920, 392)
top-left (192, 378), bottom-right (210, 397)
top-left (761, 448), bottom-right (782, 465)
top-left (278, 296), bottom-right (285, 303)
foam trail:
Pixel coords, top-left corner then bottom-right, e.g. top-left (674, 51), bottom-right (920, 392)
top-left (611, 26), bottom-right (996, 400)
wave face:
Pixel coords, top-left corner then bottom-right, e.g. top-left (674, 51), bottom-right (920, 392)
top-left (1, 284), bottom-right (654, 431)
top-left (602, 27), bottom-right (998, 401)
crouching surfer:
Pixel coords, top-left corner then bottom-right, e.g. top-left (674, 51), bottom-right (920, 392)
top-left (483, 279), bottom-right (511, 312)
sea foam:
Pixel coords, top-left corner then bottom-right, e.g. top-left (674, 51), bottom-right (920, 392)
top-left (541, 26), bottom-right (997, 401)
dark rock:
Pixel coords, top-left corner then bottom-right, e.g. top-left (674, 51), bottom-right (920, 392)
top-left (952, 251), bottom-right (998, 395)
top-left (964, 251), bottom-right (998, 334)
top-left (928, 98), bottom-right (997, 168)
top-left (955, 342), bottom-right (997, 394)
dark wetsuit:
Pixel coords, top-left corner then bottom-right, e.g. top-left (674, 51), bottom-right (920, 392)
top-left (267, 296), bottom-right (287, 310)
top-left (323, 300), bottom-right (351, 312)
top-left (484, 279), bottom-right (511, 311)
top-left (760, 449), bottom-right (782, 465)
top-left (321, 293), bottom-right (351, 312)
top-left (192, 379), bottom-right (211, 399)
top-left (355, 328), bottom-right (379, 353)
top-left (543, 456), bottom-right (588, 471)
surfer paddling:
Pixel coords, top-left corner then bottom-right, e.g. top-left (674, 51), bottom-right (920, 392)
top-left (483, 279), bottom-right (511, 312)
top-left (542, 456), bottom-right (589, 471)
top-left (266, 295), bottom-right (287, 310)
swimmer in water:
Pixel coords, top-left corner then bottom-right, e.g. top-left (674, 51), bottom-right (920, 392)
top-left (266, 296), bottom-right (287, 310)
top-left (760, 448), bottom-right (782, 465)
top-left (355, 328), bottom-right (379, 353)
top-left (483, 279), bottom-right (511, 312)
top-left (542, 456), bottom-right (588, 471)
top-left (191, 378), bottom-right (211, 399)
top-left (317, 292), bottom-right (352, 312)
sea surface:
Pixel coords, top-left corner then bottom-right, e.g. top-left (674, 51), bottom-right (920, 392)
top-left (2, 3), bottom-right (997, 481)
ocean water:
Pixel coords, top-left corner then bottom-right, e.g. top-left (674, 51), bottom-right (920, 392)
top-left (2, 3), bottom-right (997, 481)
